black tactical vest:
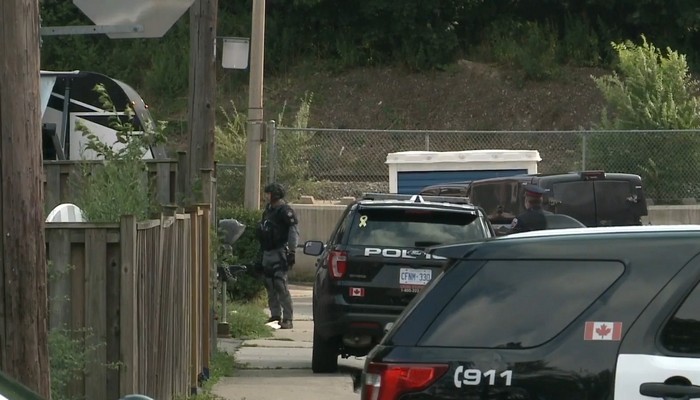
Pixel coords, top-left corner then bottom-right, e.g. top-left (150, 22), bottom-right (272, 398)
top-left (256, 204), bottom-right (291, 251)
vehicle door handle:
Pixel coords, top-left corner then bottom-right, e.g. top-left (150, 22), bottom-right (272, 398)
top-left (640, 382), bottom-right (700, 399)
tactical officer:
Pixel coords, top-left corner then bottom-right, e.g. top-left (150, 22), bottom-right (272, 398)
top-left (255, 183), bottom-right (300, 329)
top-left (509, 185), bottom-right (551, 233)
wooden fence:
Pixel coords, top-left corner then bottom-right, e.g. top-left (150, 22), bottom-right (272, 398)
top-left (42, 158), bottom-right (181, 213)
top-left (46, 205), bottom-right (213, 400)
top-left (44, 151), bottom-right (217, 221)
top-left (42, 151), bottom-right (219, 213)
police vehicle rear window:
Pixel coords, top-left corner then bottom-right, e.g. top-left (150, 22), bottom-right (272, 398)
top-left (347, 208), bottom-right (487, 248)
top-left (418, 260), bottom-right (624, 348)
top-left (661, 280), bottom-right (700, 354)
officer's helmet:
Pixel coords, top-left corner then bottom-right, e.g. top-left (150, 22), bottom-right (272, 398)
top-left (264, 182), bottom-right (286, 201)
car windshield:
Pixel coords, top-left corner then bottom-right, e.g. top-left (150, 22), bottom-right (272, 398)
top-left (347, 207), bottom-right (486, 248)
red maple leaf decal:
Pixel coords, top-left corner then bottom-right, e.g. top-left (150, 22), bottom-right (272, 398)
top-left (596, 324), bottom-right (611, 338)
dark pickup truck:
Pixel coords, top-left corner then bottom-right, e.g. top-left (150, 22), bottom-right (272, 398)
top-left (420, 170), bottom-right (648, 233)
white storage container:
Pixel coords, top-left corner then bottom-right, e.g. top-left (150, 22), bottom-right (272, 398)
top-left (385, 149), bottom-right (541, 194)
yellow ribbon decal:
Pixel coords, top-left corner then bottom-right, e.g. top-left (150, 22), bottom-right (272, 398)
top-left (359, 215), bottom-right (368, 228)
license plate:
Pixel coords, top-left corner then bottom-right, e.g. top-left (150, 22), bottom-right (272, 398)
top-left (399, 268), bottom-right (432, 286)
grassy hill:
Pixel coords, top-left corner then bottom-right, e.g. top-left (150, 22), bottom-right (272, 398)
top-left (162, 60), bottom-right (610, 152)
top-left (167, 60), bottom-right (615, 203)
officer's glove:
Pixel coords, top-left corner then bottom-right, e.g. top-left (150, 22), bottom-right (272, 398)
top-left (216, 266), bottom-right (234, 283)
top-left (286, 251), bottom-right (296, 269)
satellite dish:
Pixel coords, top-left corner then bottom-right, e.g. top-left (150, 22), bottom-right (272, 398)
top-left (46, 203), bottom-right (86, 223)
top-left (72, 0), bottom-right (196, 39)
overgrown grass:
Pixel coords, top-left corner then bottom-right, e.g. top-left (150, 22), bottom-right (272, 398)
top-left (180, 294), bottom-right (271, 400)
top-left (177, 296), bottom-right (272, 400)
top-left (178, 349), bottom-right (236, 400)
top-left (214, 93), bottom-right (315, 207)
top-left (227, 294), bottom-right (275, 339)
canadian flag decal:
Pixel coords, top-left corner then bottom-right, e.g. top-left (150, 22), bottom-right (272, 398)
top-left (349, 287), bottom-right (365, 297)
top-left (584, 321), bottom-right (622, 341)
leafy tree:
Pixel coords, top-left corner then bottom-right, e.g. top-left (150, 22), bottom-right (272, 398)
top-left (589, 35), bottom-right (700, 203)
top-left (39, 0), bottom-right (700, 87)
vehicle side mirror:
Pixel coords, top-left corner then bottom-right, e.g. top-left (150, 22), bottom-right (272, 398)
top-left (303, 240), bottom-right (325, 256)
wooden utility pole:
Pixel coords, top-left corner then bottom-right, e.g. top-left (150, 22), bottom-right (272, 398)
top-left (243, 0), bottom-right (266, 210)
top-left (186, 0), bottom-right (218, 383)
top-left (186, 0), bottom-right (218, 203)
top-left (245, 0), bottom-right (265, 210)
top-left (0, 0), bottom-right (51, 398)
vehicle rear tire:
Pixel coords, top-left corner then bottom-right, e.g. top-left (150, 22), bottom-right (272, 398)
top-left (312, 327), bottom-right (339, 373)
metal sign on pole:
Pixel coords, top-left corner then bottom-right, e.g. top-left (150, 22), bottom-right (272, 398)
top-left (41, 25), bottom-right (144, 36)
top-left (221, 37), bottom-right (250, 70)
top-left (40, 0), bottom-right (196, 38)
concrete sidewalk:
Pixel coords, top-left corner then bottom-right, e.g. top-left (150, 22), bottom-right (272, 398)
top-left (212, 284), bottom-right (364, 400)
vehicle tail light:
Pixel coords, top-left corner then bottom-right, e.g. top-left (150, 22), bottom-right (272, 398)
top-left (362, 362), bottom-right (448, 400)
top-left (582, 170), bottom-right (605, 180)
top-left (329, 250), bottom-right (347, 279)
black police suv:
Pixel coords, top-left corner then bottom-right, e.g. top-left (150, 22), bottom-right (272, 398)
top-left (360, 225), bottom-right (700, 399)
top-left (303, 193), bottom-right (494, 373)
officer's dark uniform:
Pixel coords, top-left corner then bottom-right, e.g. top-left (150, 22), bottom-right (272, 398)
top-left (256, 183), bottom-right (300, 329)
top-left (510, 185), bottom-right (551, 233)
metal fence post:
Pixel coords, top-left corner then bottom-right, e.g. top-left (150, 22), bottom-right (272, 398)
top-left (267, 120), bottom-right (277, 184)
top-left (425, 132), bottom-right (430, 151)
top-left (581, 131), bottom-right (587, 171)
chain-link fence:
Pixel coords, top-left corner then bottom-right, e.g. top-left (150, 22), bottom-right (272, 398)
top-left (266, 127), bottom-right (700, 204)
top-left (215, 163), bottom-right (270, 208)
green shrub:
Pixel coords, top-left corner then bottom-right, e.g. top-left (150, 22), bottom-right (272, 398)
top-left (214, 101), bottom-right (247, 208)
top-left (515, 21), bottom-right (560, 81)
top-left (272, 92), bottom-right (319, 199)
top-left (206, 349), bottom-right (235, 385)
top-left (559, 14), bottom-right (601, 67)
top-left (593, 35), bottom-right (700, 130)
top-left (480, 19), bottom-right (560, 81)
top-left (216, 206), bottom-right (266, 302)
top-left (49, 327), bottom-right (119, 400)
top-left (48, 263), bottom-right (119, 400)
top-left (590, 35), bottom-right (700, 202)
top-left (68, 84), bottom-right (167, 222)
top-left (49, 327), bottom-right (88, 400)
top-left (143, 19), bottom-right (190, 102)
top-left (215, 92), bottom-right (316, 207)
top-left (478, 18), bottom-right (523, 64)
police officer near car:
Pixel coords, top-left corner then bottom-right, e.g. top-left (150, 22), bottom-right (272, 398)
top-left (255, 183), bottom-right (300, 329)
top-left (509, 184), bottom-right (551, 233)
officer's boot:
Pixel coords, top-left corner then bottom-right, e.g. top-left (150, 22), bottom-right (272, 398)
top-left (280, 319), bottom-right (293, 329)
